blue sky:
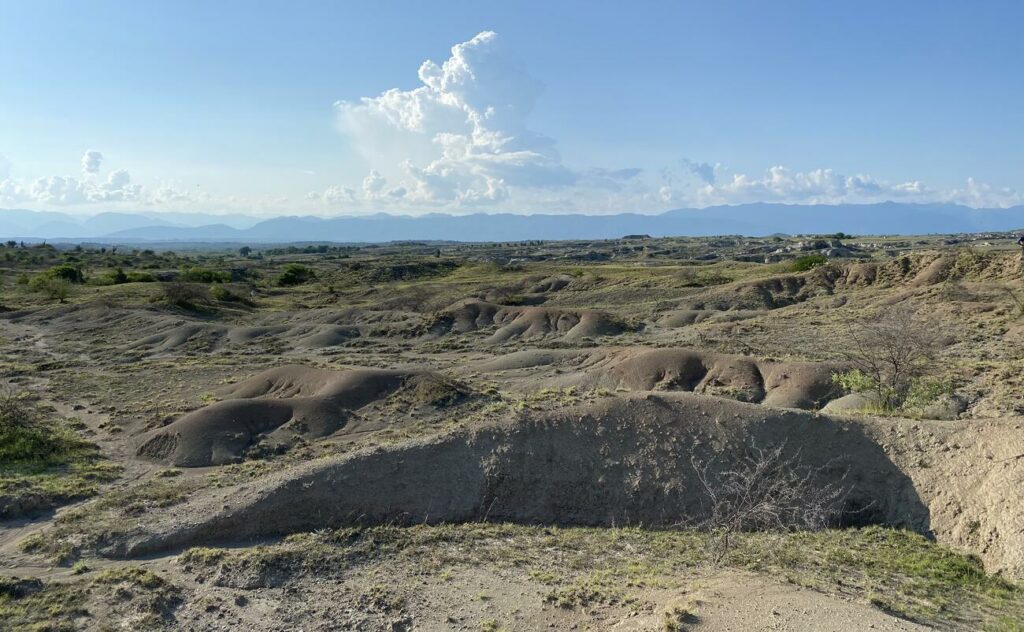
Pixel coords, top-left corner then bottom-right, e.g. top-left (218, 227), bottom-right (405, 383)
top-left (1, 0), bottom-right (1021, 215)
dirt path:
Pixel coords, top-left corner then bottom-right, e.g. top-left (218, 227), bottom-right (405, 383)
top-left (688, 572), bottom-right (930, 632)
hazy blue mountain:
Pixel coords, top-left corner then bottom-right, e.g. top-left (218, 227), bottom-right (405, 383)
top-left (0, 209), bottom-right (266, 239)
top-left (0, 209), bottom-right (77, 237)
top-left (2, 203), bottom-right (1022, 243)
top-left (136, 211), bottom-right (265, 230)
top-left (82, 212), bottom-right (175, 235)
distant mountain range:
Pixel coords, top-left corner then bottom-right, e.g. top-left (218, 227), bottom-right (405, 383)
top-left (1, 203), bottom-right (1022, 244)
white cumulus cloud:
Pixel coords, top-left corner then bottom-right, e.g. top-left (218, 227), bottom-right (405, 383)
top-left (81, 150), bottom-right (103, 175)
top-left (335, 31), bottom-right (577, 208)
top-left (692, 165), bottom-right (935, 206)
top-left (0, 152), bottom-right (141, 206)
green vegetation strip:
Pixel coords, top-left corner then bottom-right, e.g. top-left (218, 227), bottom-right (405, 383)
top-left (175, 524), bottom-right (1022, 630)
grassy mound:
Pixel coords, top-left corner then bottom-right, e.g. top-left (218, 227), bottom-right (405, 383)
top-left (0, 566), bottom-right (180, 631)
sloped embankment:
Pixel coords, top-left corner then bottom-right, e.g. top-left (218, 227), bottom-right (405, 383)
top-left (108, 393), bottom-right (1024, 578)
top-left (107, 394), bottom-right (917, 555)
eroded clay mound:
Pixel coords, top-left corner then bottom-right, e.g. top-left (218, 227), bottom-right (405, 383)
top-left (127, 321), bottom-right (361, 354)
top-left (470, 349), bottom-right (585, 372)
top-left (665, 253), bottom-right (996, 317)
top-left (657, 309), bottom-right (762, 328)
top-left (429, 299), bottom-right (630, 342)
top-left (106, 393), bottom-right (922, 559)
top-left (110, 394), bottom-right (1024, 579)
top-left (679, 267), bottom-right (841, 312)
top-left (6, 304), bottom-right (390, 356)
top-left (548, 347), bottom-right (842, 410)
top-left (136, 365), bottom-right (467, 467)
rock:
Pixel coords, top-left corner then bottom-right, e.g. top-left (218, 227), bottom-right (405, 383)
top-left (821, 392), bottom-right (879, 414)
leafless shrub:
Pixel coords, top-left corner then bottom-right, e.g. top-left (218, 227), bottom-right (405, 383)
top-left (690, 441), bottom-right (851, 563)
top-left (0, 388), bottom-right (38, 431)
top-left (840, 304), bottom-right (947, 410)
top-left (1002, 285), bottom-right (1024, 320)
top-left (157, 281), bottom-right (210, 310)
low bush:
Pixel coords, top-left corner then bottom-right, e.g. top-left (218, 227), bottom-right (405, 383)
top-left (791, 254), bottom-right (828, 272)
top-left (126, 271), bottom-right (156, 283)
top-left (0, 391), bottom-right (66, 465)
top-left (29, 276), bottom-right (71, 302)
top-left (156, 281), bottom-right (210, 310)
top-left (832, 369), bottom-right (956, 416)
top-left (276, 263), bottom-right (316, 286)
top-left (179, 266), bottom-right (230, 283)
top-left (210, 284), bottom-right (254, 306)
top-left (44, 264), bottom-right (85, 284)
top-left (0, 390), bottom-right (121, 519)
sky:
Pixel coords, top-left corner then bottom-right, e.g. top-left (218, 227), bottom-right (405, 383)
top-left (0, 0), bottom-right (1022, 216)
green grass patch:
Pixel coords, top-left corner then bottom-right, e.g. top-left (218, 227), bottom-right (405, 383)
top-left (175, 524), bottom-right (1022, 629)
top-left (791, 254), bottom-right (829, 272)
top-left (0, 392), bottom-right (120, 519)
top-left (0, 566), bottom-right (182, 631)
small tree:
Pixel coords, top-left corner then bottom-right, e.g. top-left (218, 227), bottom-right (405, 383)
top-left (30, 276), bottom-right (71, 303)
top-left (839, 304), bottom-right (946, 410)
top-left (239, 246), bottom-right (252, 257)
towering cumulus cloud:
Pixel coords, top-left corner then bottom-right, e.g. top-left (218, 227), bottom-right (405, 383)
top-left (81, 150), bottom-right (104, 175)
top-left (335, 31), bottom-right (575, 206)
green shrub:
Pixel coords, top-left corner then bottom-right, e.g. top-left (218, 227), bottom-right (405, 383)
top-left (833, 370), bottom-right (956, 416)
top-left (125, 271), bottom-right (155, 283)
top-left (791, 254), bottom-right (828, 272)
top-left (903, 376), bottom-right (955, 410)
top-left (90, 268), bottom-right (129, 286)
top-left (108, 267), bottom-right (129, 284)
top-left (179, 266), bottom-right (229, 283)
top-left (29, 276), bottom-right (71, 302)
top-left (0, 392), bottom-right (76, 465)
top-left (43, 264), bottom-right (85, 284)
top-left (210, 284), bottom-right (254, 305)
top-left (276, 263), bottom-right (315, 286)
top-left (831, 369), bottom-right (877, 394)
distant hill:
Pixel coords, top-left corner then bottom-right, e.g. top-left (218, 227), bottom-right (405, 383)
top-left (1, 202), bottom-right (1022, 243)
top-left (0, 209), bottom-right (265, 240)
